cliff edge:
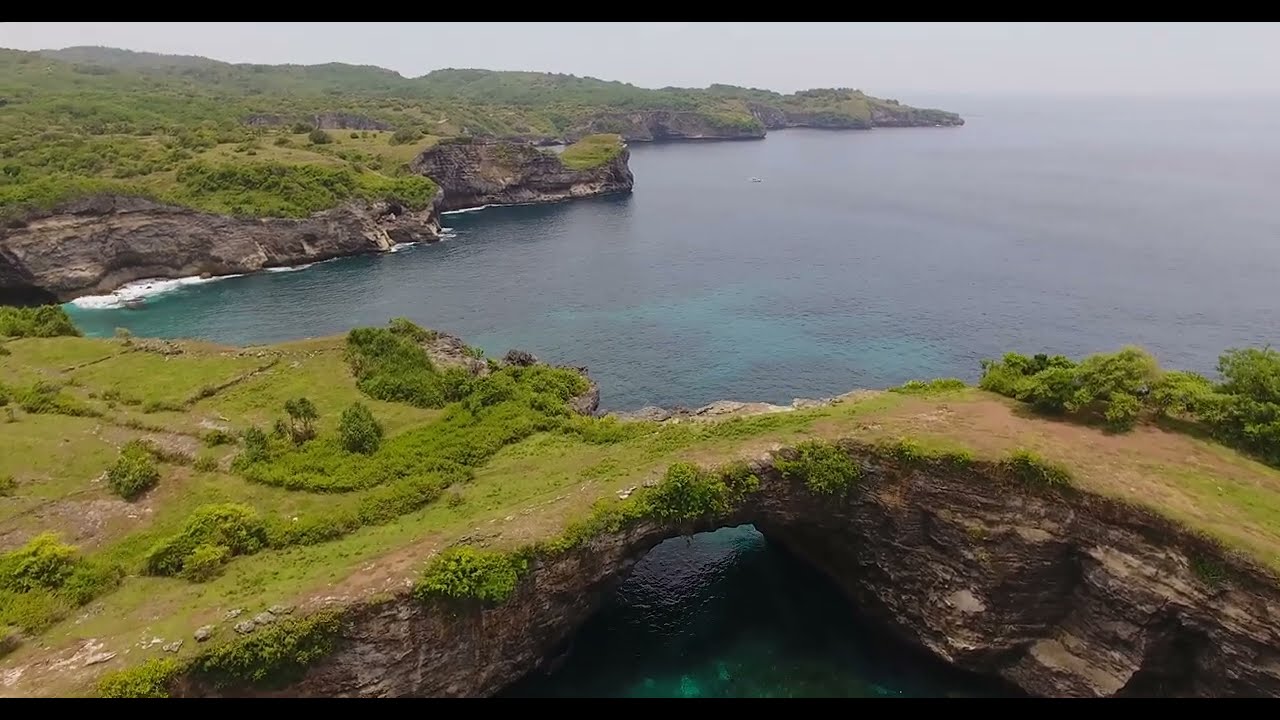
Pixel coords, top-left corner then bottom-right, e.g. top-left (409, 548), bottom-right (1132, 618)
top-left (0, 193), bottom-right (443, 304)
top-left (410, 135), bottom-right (635, 212)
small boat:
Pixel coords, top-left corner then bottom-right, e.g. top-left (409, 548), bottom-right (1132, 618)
top-left (749, 177), bottom-right (762, 183)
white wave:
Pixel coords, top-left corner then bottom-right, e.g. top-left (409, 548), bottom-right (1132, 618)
top-left (68, 273), bottom-right (244, 310)
top-left (440, 204), bottom-right (499, 215)
top-left (389, 242), bottom-right (418, 253)
top-left (264, 262), bottom-right (316, 273)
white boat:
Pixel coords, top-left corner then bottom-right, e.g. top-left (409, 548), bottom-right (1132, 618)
top-left (750, 177), bottom-right (762, 183)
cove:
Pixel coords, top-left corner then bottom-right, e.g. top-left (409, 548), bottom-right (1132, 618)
top-left (499, 526), bottom-right (1015, 698)
top-left (64, 96), bottom-right (1280, 411)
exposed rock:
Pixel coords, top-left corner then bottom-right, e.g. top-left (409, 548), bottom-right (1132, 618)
top-left (193, 626), bottom-right (214, 642)
top-left (269, 604), bottom-right (294, 616)
top-left (311, 113), bottom-right (393, 132)
top-left (233, 621), bottom-right (256, 635)
top-left (83, 650), bottom-right (116, 667)
top-left (571, 111), bottom-right (765, 142)
top-left (224, 608), bottom-right (243, 621)
top-left (253, 612), bottom-right (277, 627)
top-left (421, 331), bottom-right (489, 377)
top-left (410, 138), bottom-right (633, 212)
top-left (188, 445), bottom-right (1280, 698)
top-left (502, 349), bottom-right (539, 367)
top-left (162, 640), bottom-right (183, 653)
top-left (0, 193), bottom-right (443, 304)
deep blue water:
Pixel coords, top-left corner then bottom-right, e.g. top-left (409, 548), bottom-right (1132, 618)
top-left (63, 95), bottom-right (1280, 697)
top-left (500, 526), bottom-right (1013, 698)
top-left (68, 95), bottom-right (1280, 411)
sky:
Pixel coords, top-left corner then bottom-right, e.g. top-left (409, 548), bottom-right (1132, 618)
top-left (1, 22), bottom-right (1278, 97)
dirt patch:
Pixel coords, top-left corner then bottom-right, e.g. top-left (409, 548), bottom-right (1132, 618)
top-left (0, 497), bottom-right (145, 552)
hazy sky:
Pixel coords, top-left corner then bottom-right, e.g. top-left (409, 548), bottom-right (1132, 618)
top-left (1, 22), bottom-right (1277, 97)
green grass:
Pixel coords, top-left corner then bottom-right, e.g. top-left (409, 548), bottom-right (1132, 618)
top-left (559, 134), bottom-right (624, 170)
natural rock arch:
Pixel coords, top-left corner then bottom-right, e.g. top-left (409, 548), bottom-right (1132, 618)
top-left (185, 445), bottom-right (1280, 698)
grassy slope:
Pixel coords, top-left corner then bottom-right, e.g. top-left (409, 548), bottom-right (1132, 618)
top-left (0, 47), bottom-right (956, 218)
top-left (3, 333), bottom-right (1280, 696)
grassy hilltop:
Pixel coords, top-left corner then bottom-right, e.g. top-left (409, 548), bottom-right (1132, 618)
top-left (2, 306), bottom-right (1280, 696)
top-left (0, 46), bottom-right (956, 219)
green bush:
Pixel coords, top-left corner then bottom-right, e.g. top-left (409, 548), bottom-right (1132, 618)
top-left (0, 474), bottom-right (14, 496)
top-left (1002, 449), bottom-right (1072, 488)
top-left (242, 425), bottom-right (269, 462)
top-left (0, 534), bottom-right (121, 632)
top-left (389, 127), bottom-right (421, 145)
top-left (144, 504), bottom-right (268, 578)
top-left (179, 543), bottom-right (232, 582)
top-left (0, 305), bottom-right (81, 338)
top-left (202, 428), bottom-right (236, 447)
top-left (283, 397), bottom-right (319, 444)
top-left (775, 440), bottom-right (862, 495)
top-left (98, 657), bottom-right (181, 698)
top-left (106, 440), bottom-right (160, 500)
top-left (193, 454), bottom-right (220, 472)
top-left (188, 611), bottom-right (342, 688)
top-left (0, 533), bottom-right (78, 593)
top-left (1150, 370), bottom-right (1216, 417)
top-left (644, 462), bottom-right (731, 522)
top-left (891, 378), bottom-right (967, 395)
top-left (339, 402), bottom-right (383, 454)
top-left (307, 129), bottom-right (332, 145)
top-left (413, 546), bottom-right (527, 606)
top-left (15, 382), bottom-right (99, 417)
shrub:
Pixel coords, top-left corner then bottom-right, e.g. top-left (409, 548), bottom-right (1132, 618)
top-left (0, 533), bottom-right (78, 593)
top-left (413, 546), bottom-right (527, 606)
top-left (203, 428), bottom-right (236, 447)
top-left (891, 378), bottom-right (967, 395)
top-left (290, 122), bottom-right (314, 134)
top-left (1104, 392), bottom-right (1142, 431)
top-left (339, 402), bottom-right (383, 454)
top-left (0, 474), bottom-right (14, 496)
top-left (307, 129), bottom-right (332, 145)
top-left (106, 441), bottom-right (161, 500)
top-left (389, 128), bottom-right (421, 145)
top-left (349, 132), bottom-right (360, 139)
top-left (242, 426), bottom-right (269, 462)
top-left (1002, 449), bottom-right (1072, 488)
top-left (15, 382), bottom-right (99, 417)
top-left (98, 657), bottom-right (181, 698)
top-left (189, 611), bottom-right (342, 689)
top-left (144, 504), bottom-right (268, 577)
top-left (0, 344), bottom-right (8, 356)
top-left (179, 543), bottom-right (232, 582)
top-left (0, 305), bottom-right (81, 338)
top-left (193, 454), bottom-right (220, 472)
top-left (775, 440), bottom-right (862, 495)
top-left (644, 463), bottom-right (731, 522)
top-left (1150, 370), bottom-right (1216, 417)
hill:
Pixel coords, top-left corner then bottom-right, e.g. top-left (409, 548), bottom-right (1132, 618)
top-left (0, 46), bottom-right (961, 219)
top-left (1, 309), bottom-right (1280, 697)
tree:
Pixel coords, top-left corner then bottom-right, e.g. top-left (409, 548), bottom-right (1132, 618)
top-left (308, 129), bottom-right (333, 145)
top-left (339, 402), bottom-right (383, 454)
top-left (283, 397), bottom-right (318, 443)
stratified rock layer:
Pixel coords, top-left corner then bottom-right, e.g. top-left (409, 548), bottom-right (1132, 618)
top-left (185, 444), bottom-right (1280, 698)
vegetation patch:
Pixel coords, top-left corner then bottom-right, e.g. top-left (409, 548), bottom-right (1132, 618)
top-left (0, 533), bottom-right (122, 632)
top-left (97, 657), bottom-right (182, 698)
top-left (890, 378), bottom-right (967, 395)
top-left (105, 440), bottom-right (161, 500)
top-left (1001, 449), bottom-right (1073, 488)
top-left (188, 611), bottom-right (343, 689)
top-left (143, 504), bottom-right (268, 579)
top-left (775, 440), bottom-right (863, 495)
top-left (0, 306), bottom-right (81, 339)
top-left (559, 134), bottom-right (624, 170)
top-left (413, 547), bottom-right (529, 606)
top-left (980, 345), bottom-right (1280, 466)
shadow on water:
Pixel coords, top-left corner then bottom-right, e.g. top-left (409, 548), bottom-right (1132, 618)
top-left (499, 525), bottom-right (1020, 698)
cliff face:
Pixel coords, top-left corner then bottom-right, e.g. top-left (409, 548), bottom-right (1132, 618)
top-left (192, 444), bottom-right (1280, 698)
top-left (410, 139), bottom-right (634, 212)
top-left (571, 111), bottom-right (765, 142)
top-left (0, 193), bottom-right (442, 304)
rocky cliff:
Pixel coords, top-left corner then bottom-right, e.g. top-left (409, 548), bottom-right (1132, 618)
top-left (409, 138), bottom-right (635, 212)
top-left (571, 111), bottom-right (765, 142)
top-left (183, 442), bottom-right (1280, 698)
top-left (0, 193), bottom-right (442, 304)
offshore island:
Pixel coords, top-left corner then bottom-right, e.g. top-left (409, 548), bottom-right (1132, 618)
top-left (3, 47), bottom-right (1280, 700)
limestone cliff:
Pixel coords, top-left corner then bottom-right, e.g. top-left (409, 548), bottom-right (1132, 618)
top-left (570, 111), bottom-right (765, 142)
top-left (409, 138), bottom-right (635, 212)
top-left (182, 442), bottom-right (1280, 698)
top-left (0, 193), bottom-right (442, 304)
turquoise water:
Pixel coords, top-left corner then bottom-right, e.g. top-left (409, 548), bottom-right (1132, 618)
top-left (500, 526), bottom-right (1014, 698)
top-left (66, 96), bottom-right (1280, 411)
